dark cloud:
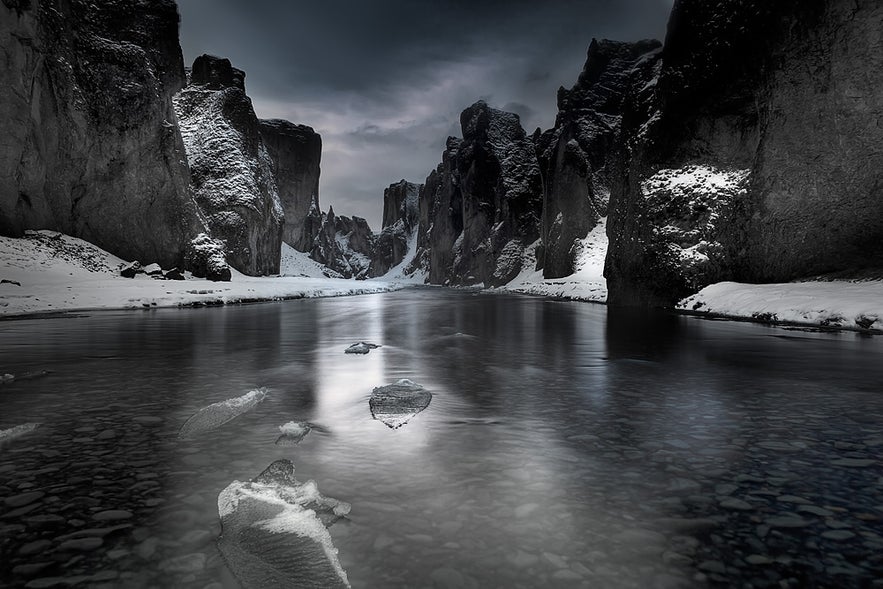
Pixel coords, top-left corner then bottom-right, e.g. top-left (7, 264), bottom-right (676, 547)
top-left (177, 0), bottom-right (673, 228)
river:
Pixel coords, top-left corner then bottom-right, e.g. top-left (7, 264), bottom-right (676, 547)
top-left (1, 288), bottom-right (881, 588)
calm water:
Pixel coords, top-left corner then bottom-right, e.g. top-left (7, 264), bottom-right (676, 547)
top-left (1, 288), bottom-right (882, 588)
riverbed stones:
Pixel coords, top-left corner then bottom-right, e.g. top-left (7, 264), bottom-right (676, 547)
top-left (5, 491), bottom-right (45, 508)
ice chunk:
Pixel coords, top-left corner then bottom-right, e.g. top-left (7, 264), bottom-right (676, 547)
top-left (178, 388), bottom-right (268, 439)
top-left (369, 379), bottom-right (432, 429)
top-left (276, 421), bottom-right (311, 446)
top-left (0, 371), bottom-right (50, 385)
top-left (218, 459), bottom-right (351, 588)
top-left (344, 341), bottom-right (381, 355)
top-left (0, 423), bottom-right (39, 444)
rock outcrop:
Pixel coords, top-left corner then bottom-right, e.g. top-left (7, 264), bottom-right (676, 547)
top-left (606, 0), bottom-right (883, 306)
top-left (536, 39), bottom-right (661, 278)
top-left (411, 101), bottom-right (543, 287)
top-left (258, 120), bottom-right (322, 252)
top-left (309, 207), bottom-right (374, 279)
top-left (174, 54), bottom-right (283, 275)
top-left (0, 0), bottom-right (204, 268)
top-left (369, 180), bottom-right (421, 277)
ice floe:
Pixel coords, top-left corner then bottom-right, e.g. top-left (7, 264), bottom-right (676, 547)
top-left (217, 459), bottom-right (351, 588)
top-left (276, 421), bottom-right (312, 446)
top-left (344, 341), bottom-right (381, 355)
top-left (0, 423), bottom-right (39, 445)
top-left (369, 379), bottom-right (432, 429)
top-left (178, 388), bottom-right (268, 438)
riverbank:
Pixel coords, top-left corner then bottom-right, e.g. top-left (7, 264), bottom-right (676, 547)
top-left (3, 231), bottom-right (882, 334)
top-left (0, 232), bottom-right (400, 317)
top-left (678, 280), bottom-right (883, 334)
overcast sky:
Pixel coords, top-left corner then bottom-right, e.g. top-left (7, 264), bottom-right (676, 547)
top-left (177, 0), bottom-right (673, 229)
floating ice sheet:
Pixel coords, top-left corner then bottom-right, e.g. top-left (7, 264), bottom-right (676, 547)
top-left (344, 341), bottom-right (381, 355)
top-left (178, 388), bottom-right (268, 439)
top-left (276, 421), bottom-right (311, 446)
top-left (218, 459), bottom-right (351, 588)
top-left (369, 378), bottom-right (432, 429)
top-left (0, 422), bottom-right (39, 445)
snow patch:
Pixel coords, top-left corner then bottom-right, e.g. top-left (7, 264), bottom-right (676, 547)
top-left (679, 281), bottom-right (883, 331)
top-left (500, 218), bottom-right (609, 303)
top-left (0, 232), bottom-right (400, 317)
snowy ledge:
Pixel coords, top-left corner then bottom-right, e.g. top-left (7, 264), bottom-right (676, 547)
top-left (678, 281), bottom-right (883, 334)
top-left (0, 232), bottom-right (401, 318)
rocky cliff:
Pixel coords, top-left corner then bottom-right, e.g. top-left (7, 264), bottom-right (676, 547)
top-left (174, 54), bottom-right (283, 276)
top-left (0, 0), bottom-right (204, 268)
top-left (258, 119), bottom-right (322, 252)
top-left (536, 39), bottom-right (661, 279)
top-left (370, 180), bottom-right (421, 277)
top-left (410, 101), bottom-right (543, 287)
top-left (309, 207), bottom-right (374, 279)
top-left (606, 0), bottom-right (883, 306)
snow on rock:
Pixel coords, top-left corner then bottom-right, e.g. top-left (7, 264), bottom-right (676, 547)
top-left (369, 379), bottom-right (433, 430)
top-left (280, 242), bottom-right (341, 279)
top-left (218, 459), bottom-right (350, 588)
top-left (0, 232), bottom-right (400, 317)
top-left (174, 55), bottom-right (283, 276)
top-left (679, 281), bottom-right (883, 332)
top-left (178, 388), bottom-right (269, 439)
top-left (185, 233), bottom-right (231, 282)
top-left (500, 217), bottom-right (608, 303)
top-left (308, 208), bottom-right (374, 279)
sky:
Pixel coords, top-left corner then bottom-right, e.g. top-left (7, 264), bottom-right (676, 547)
top-left (176, 0), bottom-right (673, 230)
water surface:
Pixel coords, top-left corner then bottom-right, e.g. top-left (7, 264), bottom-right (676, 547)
top-left (1, 289), bottom-right (882, 588)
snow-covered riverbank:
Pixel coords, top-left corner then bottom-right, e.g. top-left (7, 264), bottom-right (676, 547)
top-left (3, 231), bottom-right (882, 333)
top-left (0, 232), bottom-right (400, 317)
top-left (679, 280), bottom-right (883, 333)
top-left (498, 218), bottom-right (608, 303)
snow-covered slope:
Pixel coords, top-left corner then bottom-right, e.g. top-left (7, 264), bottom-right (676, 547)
top-left (500, 217), bottom-right (608, 302)
top-left (0, 232), bottom-right (397, 317)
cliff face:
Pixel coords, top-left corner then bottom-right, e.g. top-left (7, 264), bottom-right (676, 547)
top-left (413, 101), bottom-right (543, 287)
top-left (0, 0), bottom-right (204, 268)
top-left (370, 180), bottom-right (421, 277)
top-left (309, 207), bottom-right (374, 279)
top-left (174, 54), bottom-right (283, 276)
top-left (537, 39), bottom-right (661, 279)
top-left (258, 120), bottom-right (322, 252)
top-left (606, 0), bottom-right (883, 306)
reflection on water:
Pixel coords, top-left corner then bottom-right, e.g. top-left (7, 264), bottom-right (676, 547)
top-left (0, 288), bottom-right (882, 588)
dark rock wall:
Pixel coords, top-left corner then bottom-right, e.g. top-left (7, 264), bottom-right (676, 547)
top-left (174, 54), bottom-right (283, 276)
top-left (370, 180), bottom-right (421, 277)
top-left (0, 0), bottom-right (204, 268)
top-left (258, 119), bottom-right (322, 252)
top-left (309, 207), bottom-right (374, 279)
top-left (606, 0), bottom-right (883, 306)
top-left (413, 102), bottom-right (543, 287)
top-left (538, 39), bottom-right (661, 279)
